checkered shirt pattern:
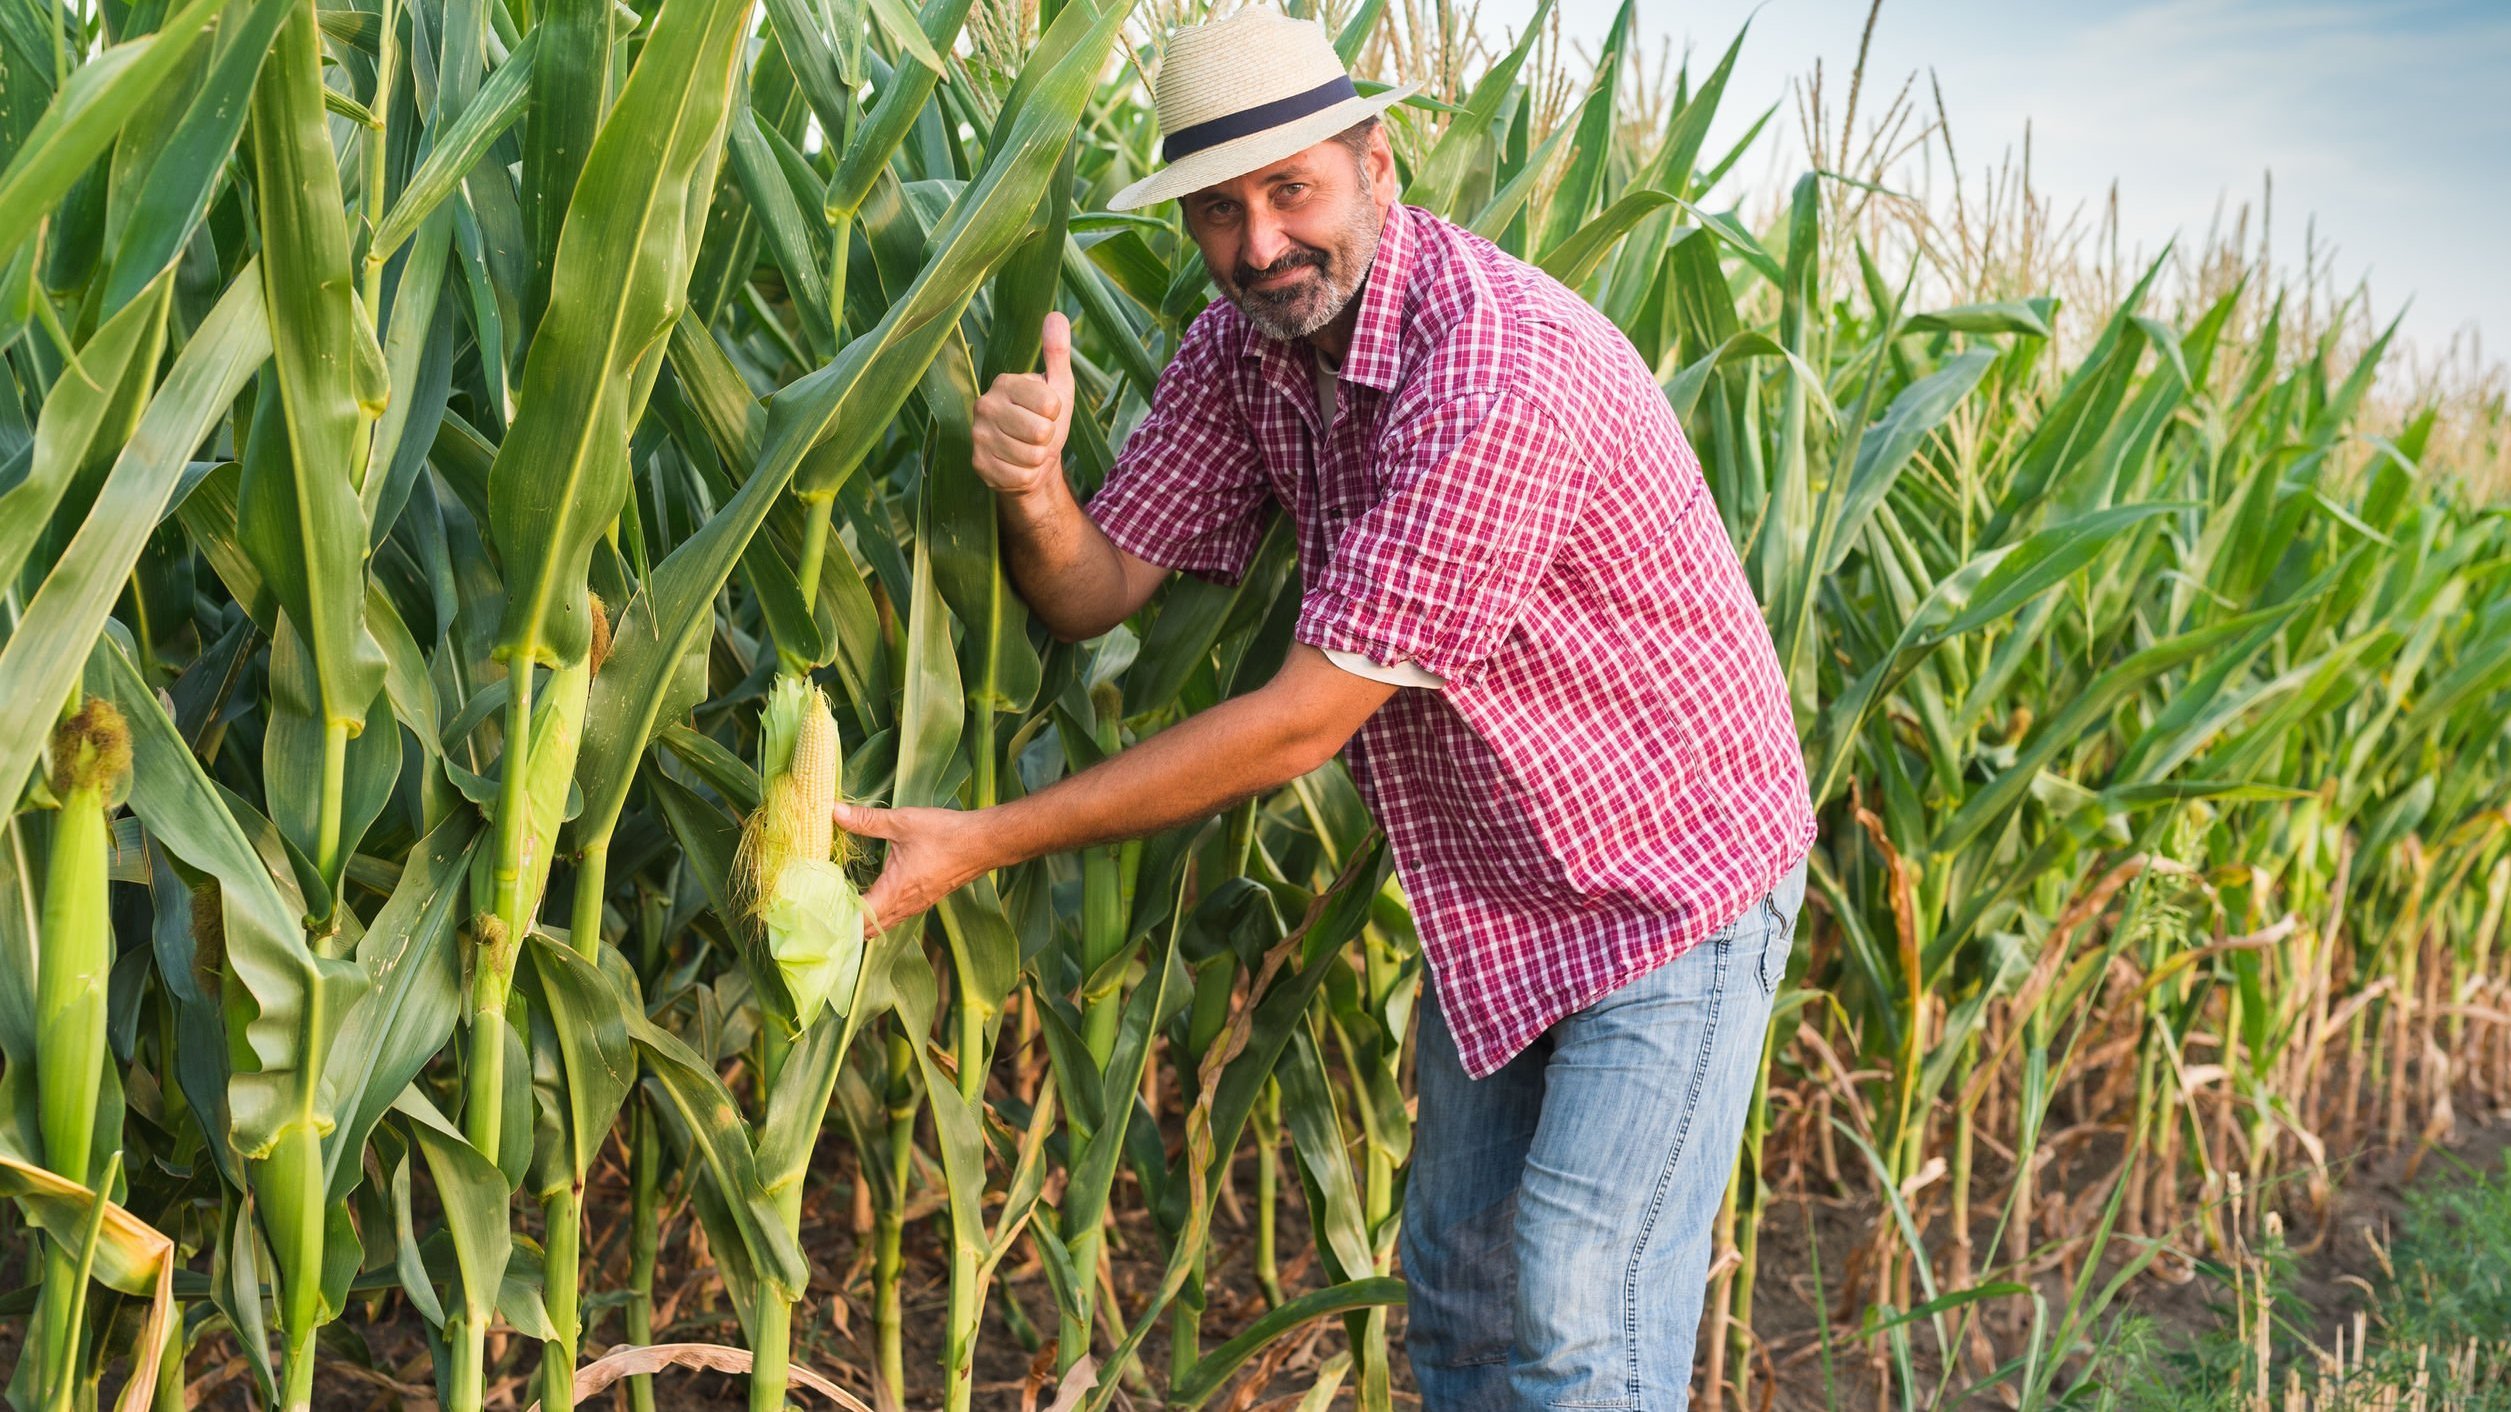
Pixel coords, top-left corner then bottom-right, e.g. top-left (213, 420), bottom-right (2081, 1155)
top-left (1085, 202), bottom-right (1817, 1078)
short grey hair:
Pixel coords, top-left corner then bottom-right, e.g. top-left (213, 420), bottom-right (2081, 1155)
top-left (1330, 116), bottom-right (1381, 192)
top-left (1330, 115), bottom-right (1381, 163)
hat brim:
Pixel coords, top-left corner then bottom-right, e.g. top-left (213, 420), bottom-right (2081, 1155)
top-left (1106, 82), bottom-right (1423, 212)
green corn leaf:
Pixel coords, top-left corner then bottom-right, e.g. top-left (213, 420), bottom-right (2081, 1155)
top-left (1932, 602), bottom-right (2308, 859)
top-left (1906, 299), bottom-right (2055, 339)
top-left (826, 0), bottom-right (976, 220)
top-left (370, 31), bottom-right (539, 260)
top-left (910, 1038), bottom-right (987, 1276)
top-left (1535, 186), bottom-right (1675, 290)
top-left (521, 0), bottom-right (613, 333)
top-left (93, 0), bottom-right (293, 316)
top-left (758, 0), bottom-right (855, 136)
top-left (313, 6), bottom-right (381, 48)
top-left (1121, 518), bottom-right (1295, 717)
top-left (1333, 0), bottom-right (1386, 62)
top-left (90, 634), bottom-right (361, 1157)
top-left (1275, 1024), bottom-right (1374, 1280)
top-left (0, 269), bottom-right (172, 594)
top-left (1406, 0), bottom-right (1550, 218)
top-left (576, 0), bottom-right (1136, 856)
top-left (754, 1008), bottom-right (849, 1198)
top-left (1465, 113), bottom-right (1575, 244)
top-left (1054, 922), bottom-right (1184, 1244)
top-left (630, 1015), bottom-right (810, 1297)
top-left (520, 935), bottom-right (638, 1181)
top-left (0, 271), bottom-right (266, 817)
top-left (364, 236), bottom-right (459, 542)
top-left (727, 93), bottom-right (836, 355)
top-left (865, 0), bottom-right (942, 71)
top-left (0, 0), bottom-right (231, 274)
top-left (1818, 346), bottom-right (1998, 577)
top-left (1170, 1278), bottom-right (1407, 1408)
top-left (1807, 503), bottom-right (2188, 806)
top-left (259, 617), bottom-right (399, 895)
top-left (1537, 0), bottom-right (1633, 252)
top-left (486, 0), bottom-right (757, 671)
top-left (1656, 25), bottom-right (1747, 199)
top-left (894, 485), bottom-right (965, 808)
top-left (1079, 840), bottom-right (1391, 1412)
top-left (1061, 235), bottom-right (1163, 393)
top-left (241, 0), bottom-right (385, 733)
top-left (322, 814), bottom-right (483, 1202)
top-left (395, 1090), bottom-right (513, 1327)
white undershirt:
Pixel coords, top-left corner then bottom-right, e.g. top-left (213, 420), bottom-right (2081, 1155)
top-left (1309, 344), bottom-right (1446, 691)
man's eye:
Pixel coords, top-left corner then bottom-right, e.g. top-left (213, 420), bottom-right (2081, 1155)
top-left (1280, 184), bottom-right (1306, 198)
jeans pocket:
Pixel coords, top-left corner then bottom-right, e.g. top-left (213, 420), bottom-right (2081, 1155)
top-left (1757, 885), bottom-right (1800, 997)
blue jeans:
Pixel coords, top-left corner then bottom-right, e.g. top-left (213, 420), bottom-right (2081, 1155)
top-left (1401, 855), bottom-right (1807, 1410)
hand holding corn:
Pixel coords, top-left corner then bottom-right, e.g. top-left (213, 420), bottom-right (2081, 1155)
top-left (831, 802), bottom-right (1001, 934)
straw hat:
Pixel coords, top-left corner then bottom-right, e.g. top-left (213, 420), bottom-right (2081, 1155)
top-left (1107, 6), bottom-right (1420, 211)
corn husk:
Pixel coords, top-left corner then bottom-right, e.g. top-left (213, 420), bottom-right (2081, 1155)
top-left (39, 698), bottom-right (130, 1188)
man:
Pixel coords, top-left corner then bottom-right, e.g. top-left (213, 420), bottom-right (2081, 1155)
top-left (833, 7), bottom-right (1816, 1407)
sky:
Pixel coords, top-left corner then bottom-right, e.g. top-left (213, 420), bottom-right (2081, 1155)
top-left (1464, 0), bottom-right (2510, 361)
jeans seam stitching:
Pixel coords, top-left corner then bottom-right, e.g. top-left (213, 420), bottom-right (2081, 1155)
top-left (1615, 935), bottom-right (1726, 1406)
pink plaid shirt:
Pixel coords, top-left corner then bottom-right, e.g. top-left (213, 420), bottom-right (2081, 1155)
top-left (1086, 202), bottom-right (1816, 1078)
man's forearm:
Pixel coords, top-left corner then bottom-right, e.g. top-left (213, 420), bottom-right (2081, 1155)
top-left (984, 683), bottom-right (1337, 866)
top-left (999, 482), bottom-right (1134, 642)
top-left (838, 647), bottom-right (1393, 929)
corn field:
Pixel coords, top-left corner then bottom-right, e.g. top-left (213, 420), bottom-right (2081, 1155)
top-left (0, 0), bottom-right (2504, 1405)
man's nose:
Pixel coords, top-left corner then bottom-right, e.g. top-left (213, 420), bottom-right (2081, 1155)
top-left (1243, 207), bottom-right (1293, 272)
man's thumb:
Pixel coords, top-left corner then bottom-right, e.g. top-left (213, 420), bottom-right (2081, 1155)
top-left (1041, 310), bottom-right (1073, 397)
top-left (833, 802), bottom-right (897, 839)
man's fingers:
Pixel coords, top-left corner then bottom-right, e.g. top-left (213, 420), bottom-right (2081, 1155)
top-left (995, 372), bottom-right (1065, 423)
top-left (988, 402), bottom-right (1057, 449)
top-left (858, 877), bottom-right (894, 935)
top-left (973, 426), bottom-right (1051, 476)
top-left (861, 874), bottom-right (935, 938)
top-left (1041, 311), bottom-right (1073, 396)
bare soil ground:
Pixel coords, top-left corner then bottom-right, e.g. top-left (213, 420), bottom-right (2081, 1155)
top-left (88, 1104), bottom-right (2511, 1410)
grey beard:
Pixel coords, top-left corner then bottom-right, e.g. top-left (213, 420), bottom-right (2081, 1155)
top-left (1239, 266), bottom-right (1361, 341)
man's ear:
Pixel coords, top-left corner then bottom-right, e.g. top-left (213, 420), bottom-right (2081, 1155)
top-left (1367, 125), bottom-right (1399, 209)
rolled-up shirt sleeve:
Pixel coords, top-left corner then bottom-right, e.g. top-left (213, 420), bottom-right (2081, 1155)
top-left (1082, 309), bottom-right (1271, 586)
top-left (1296, 385), bottom-right (1589, 692)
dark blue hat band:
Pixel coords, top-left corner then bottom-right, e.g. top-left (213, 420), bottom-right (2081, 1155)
top-left (1161, 75), bottom-right (1360, 162)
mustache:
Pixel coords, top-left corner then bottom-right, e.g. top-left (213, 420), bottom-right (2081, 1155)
top-left (1235, 246), bottom-right (1327, 291)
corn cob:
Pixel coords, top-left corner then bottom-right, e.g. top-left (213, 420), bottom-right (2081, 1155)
top-left (736, 675), bottom-right (865, 1029)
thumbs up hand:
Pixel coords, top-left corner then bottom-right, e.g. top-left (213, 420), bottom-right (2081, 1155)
top-left (972, 311), bottom-right (1076, 500)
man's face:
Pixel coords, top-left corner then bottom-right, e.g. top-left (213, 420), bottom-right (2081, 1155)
top-left (1182, 128), bottom-right (1398, 342)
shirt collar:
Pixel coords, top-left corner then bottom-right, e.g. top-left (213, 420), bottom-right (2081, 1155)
top-left (1336, 200), bottom-right (1412, 393)
top-left (1236, 200), bottom-right (1416, 396)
